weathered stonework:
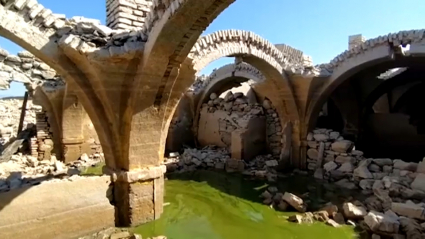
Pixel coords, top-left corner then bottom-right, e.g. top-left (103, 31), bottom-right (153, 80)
top-left (2, 0), bottom-right (425, 231)
top-left (0, 47), bottom-right (62, 91)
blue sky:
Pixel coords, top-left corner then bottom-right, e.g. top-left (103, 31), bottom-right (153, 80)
top-left (1, 0), bottom-right (425, 97)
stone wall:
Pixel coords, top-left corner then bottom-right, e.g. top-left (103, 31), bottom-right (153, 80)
top-left (0, 48), bottom-right (61, 91)
top-left (0, 98), bottom-right (101, 160)
top-left (197, 91), bottom-right (267, 161)
top-left (263, 99), bottom-right (283, 157)
top-left (106, 0), bottom-right (153, 30)
top-left (36, 111), bottom-right (55, 161)
top-left (0, 98), bottom-right (41, 148)
top-left (197, 91), bottom-right (283, 161)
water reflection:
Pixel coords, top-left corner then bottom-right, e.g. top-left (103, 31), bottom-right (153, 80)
top-left (134, 170), bottom-right (357, 239)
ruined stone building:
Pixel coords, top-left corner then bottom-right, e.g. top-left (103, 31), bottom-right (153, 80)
top-left (1, 0), bottom-right (425, 233)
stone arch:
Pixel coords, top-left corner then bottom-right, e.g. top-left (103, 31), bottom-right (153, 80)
top-left (0, 45), bottom-right (103, 163)
top-left (0, 47), bottom-right (60, 92)
top-left (155, 30), bottom-right (302, 167)
top-left (306, 29), bottom-right (425, 135)
top-left (32, 86), bottom-right (64, 160)
top-left (192, 62), bottom-right (265, 132)
top-left (0, 2), bottom-right (119, 169)
top-left (0, 45), bottom-right (64, 160)
top-left (192, 62), bottom-right (289, 158)
top-left (392, 85), bottom-right (422, 113)
top-left (0, 1), bottom-right (64, 67)
top-left (362, 69), bottom-right (423, 115)
top-left (194, 62), bottom-right (265, 111)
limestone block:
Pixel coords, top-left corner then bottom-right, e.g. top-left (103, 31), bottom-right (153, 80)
top-left (391, 202), bottom-right (425, 220)
top-left (410, 173), bottom-right (425, 192)
top-left (282, 192), bottom-right (306, 213)
top-left (331, 140), bottom-right (352, 153)
top-left (342, 202), bottom-right (367, 219)
top-left (364, 211), bottom-right (400, 234)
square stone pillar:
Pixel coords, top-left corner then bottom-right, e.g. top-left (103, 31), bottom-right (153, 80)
top-left (108, 165), bottom-right (166, 226)
top-left (230, 130), bottom-right (243, 160)
top-left (106, 0), bottom-right (153, 30)
top-left (62, 101), bottom-right (85, 163)
top-left (348, 34), bottom-right (365, 51)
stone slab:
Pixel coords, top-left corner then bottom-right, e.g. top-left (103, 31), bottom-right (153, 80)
top-left (0, 176), bottom-right (114, 239)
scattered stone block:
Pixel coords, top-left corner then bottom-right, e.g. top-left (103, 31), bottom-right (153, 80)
top-left (364, 211), bottom-right (400, 234)
top-left (282, 192), bottom-right (306, 213)
top-left (391, 202), bottom-right (425, 220)
top-left (342, 202), bottom-right (367, 219)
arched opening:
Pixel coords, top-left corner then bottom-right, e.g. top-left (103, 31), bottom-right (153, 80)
top-left (0, 37), bottom-right (105, 195)
top-left (359, 67), bottom-right (425, 162)
top-left (165, 58), bottom-right (291, 176)
top-left (315, 98), bottom-right (344, 134)
top-left (161, 30), bottom-right (300, 174)
top-left (307, 41), bottom-right (425, 164)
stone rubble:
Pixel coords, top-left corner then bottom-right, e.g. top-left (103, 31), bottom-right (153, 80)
top-left (164, 146), bottom-right (280, 182)
top-left (201, 91), bottom-right (283, 157)
top-left (78, 226), bottom-right (167, 239)
top-left (271, 127), bottom-right (425, 238)
top-left (0, 152), bottom-right (104, 193)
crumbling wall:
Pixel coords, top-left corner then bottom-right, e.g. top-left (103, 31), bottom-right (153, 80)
top-left (263, 99), bottom-right (283, 157)
top-left (197, 91), bottom-right (283, 161)
top-left (0, 98), bottom-right (102, 160)
top-left (0, 99), bottom-right (41, 148)
top-left (36, 111), bottom-right (55, 161)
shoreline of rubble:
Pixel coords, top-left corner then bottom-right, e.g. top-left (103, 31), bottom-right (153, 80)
top-left (78, 227), bottom-right (166, 239)
top-left (163, 128), bottom-right (425, 238)
top-left (0, 152), bottom-right (104, 193)
top-left (2, 127), bottom-right (424, 238)
top-left (258, 128), bottom-right (425, 239)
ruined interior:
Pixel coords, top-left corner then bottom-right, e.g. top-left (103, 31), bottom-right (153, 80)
top-left (0, 1), bottom-right (424, 239)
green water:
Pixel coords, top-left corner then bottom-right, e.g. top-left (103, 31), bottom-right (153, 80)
top-left (80, 163), bottom-right (104, 176)
top-left (134, 170), bottom-right (358, 239)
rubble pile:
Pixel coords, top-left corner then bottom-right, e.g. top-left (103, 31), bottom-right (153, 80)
top-left (263, 127), bottom-right (425, 238)
top-left (261, 184), bottom-right (425, 238)
top-left (78, 227), bottom-right (166, 239)
top-left (202, 91), bottom-right (283, 156)
top-left (0, 152), bottom-right (104, 193)
top-left (56, 16), bottom-right (148, 48)
top-left (164, 146), bottom-right (280, 181)
top-left (204, 91), bottom-right (264, 117)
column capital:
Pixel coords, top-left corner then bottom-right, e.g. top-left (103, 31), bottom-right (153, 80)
top-left (62, 137), bottom-right (85, 144)
top-left (104, 165), bottom-right (166, 183)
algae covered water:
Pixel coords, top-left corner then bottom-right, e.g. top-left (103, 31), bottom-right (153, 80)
top-left (133, 170), bottom-right (357, 239)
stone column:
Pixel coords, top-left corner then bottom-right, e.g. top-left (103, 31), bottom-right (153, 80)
top-left (62, 92), bottom-right (85, 163)
top-left (107, 165), bottom-right (166, 226)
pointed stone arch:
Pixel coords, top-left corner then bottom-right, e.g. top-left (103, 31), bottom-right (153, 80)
top-left (306, 29), bottom-right (425, 135)
top-left (187, 62), bottom-right (291, 158)
top-left (154, 30), bottom-right (301, 168)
